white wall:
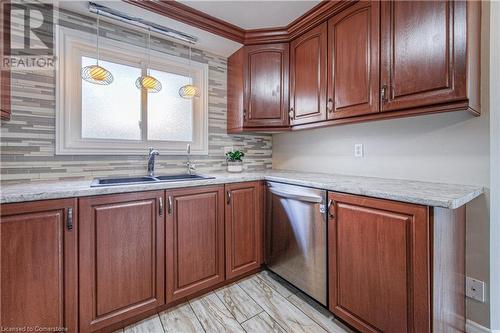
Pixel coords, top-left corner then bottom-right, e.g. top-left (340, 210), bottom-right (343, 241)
top-left (489, 1), bottom-right (500, 330)
top-left (272, 2), bottom-right (493, 327)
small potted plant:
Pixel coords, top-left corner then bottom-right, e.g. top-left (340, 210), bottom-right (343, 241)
top-left (225, 150), bottom-right (245, 173)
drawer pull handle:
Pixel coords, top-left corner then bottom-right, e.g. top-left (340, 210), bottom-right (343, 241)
top-left (168, 196), bottom-right (173, 215)
top-left (159, 197), bottom-right (163, 216)
top-left (327, 199), bottom-right (336, 219)
top-left (66, 207), bottom-right (73, 231)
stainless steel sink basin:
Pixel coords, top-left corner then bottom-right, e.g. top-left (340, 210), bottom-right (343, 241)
top-left (91, 174), bottom-right (214, 187)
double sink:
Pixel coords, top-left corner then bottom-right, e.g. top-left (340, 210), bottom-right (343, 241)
top-left (91, 174), bottom-right (214, 187)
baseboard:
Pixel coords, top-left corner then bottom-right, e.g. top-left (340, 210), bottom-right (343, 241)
top-left (466, 319), bottom-right (498, 333)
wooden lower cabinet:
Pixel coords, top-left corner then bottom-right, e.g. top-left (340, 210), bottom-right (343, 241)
top-left (0, 199), bottom-right (78, 332)
top-left (79, 191), bottom-right (165, 332)
top-left (328, 192), bottom-right (430, 332)
top-left (166, 186), bottom-right (225, 302)
top-left (225, 181), bottom-right (263, 279)
top-left (1, 184), bottom-right (467, 333)
top-left (328, 192), bottom-right (466, 333)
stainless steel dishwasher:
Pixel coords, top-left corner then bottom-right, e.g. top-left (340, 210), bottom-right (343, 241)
top-left (265, 181), bottom-right (327, 305)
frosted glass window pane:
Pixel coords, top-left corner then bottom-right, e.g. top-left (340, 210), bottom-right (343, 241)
top-left (81, 57), bottom-right (142, 140)
top-left (147, 69), bottom-right (193, 142)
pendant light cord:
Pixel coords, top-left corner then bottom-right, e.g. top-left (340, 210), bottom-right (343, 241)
top-left (96, 10), bottom-right (100, 66)
top-left (188, 46), bottom-right (192, 83)
top-left (147, 28), bottom-right (151, 75)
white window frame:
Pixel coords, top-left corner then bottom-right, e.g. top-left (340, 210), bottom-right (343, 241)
top-left (55, 26), bottom-right (209, 155)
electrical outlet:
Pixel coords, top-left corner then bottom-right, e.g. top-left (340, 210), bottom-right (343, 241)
top-left (466, 277), bottom-right (485, 302)
top-left (354, 144), bottom-right (364, 157)
top-left (224, 146), bottom-right (233, 154)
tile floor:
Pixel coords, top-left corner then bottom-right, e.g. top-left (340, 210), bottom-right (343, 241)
top-left (116, 270), bottom-right (353, 333)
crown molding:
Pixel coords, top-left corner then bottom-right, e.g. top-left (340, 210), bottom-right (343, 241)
top-left (124, 0), bottom-right (358, 46)
top-left (286, 0), bottom-right (354, 40)
top-left (123, 0), bottom-right (246, 43)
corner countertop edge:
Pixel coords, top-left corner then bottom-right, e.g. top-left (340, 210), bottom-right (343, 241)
top-left (0, 170), bottom-right (484, 209)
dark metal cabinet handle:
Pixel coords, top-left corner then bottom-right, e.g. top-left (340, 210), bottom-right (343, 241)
top-left (168, 196), bottom-right (173, 215)
top-left (66, 207), bottom-right (73, 231)
top-left (158, 197), bottom-right (163, 216)
top-left (327, 199), bottom-right (336, 219)
top-left (381, 85), bottom-right (388, 102)
top-left (227, 190), bottom-right (231, 205)
top-left (327, 98), bottom-right (333, 113)
top-left (243, 109), bottom-right (247, 121)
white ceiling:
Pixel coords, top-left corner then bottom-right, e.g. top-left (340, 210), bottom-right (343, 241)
top-left (179, 1), bottom-right (321, 29)
top-left (57, 1), bottom-right (321, 57)
top-left (58, 1), bottom-right (243, 57)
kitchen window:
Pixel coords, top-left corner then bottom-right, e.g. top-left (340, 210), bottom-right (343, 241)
top-left (56, 27), bottom-right (208, 155)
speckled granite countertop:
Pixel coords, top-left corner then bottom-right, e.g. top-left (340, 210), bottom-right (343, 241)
top-left (0, 170), bottom-right (483, 209)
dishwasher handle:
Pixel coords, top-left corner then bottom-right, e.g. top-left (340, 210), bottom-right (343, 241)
top-left (268, 187), bottom-right (323, 203)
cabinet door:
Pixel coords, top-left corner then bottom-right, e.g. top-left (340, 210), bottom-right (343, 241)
top-left (1, 199), bottom-right (77, 332)
top-left (290, 22), bottom-right (327, 125)
top-left (166, 186), bottom-right (225, 302)
top-left (328, 193), bottom-right (430, 333)
top-left (225, 182), bottom-right (262, 279)
top-left (244, 43), bottom-right (289, 128)
top-left (79, 191), bottom-right (165, 332)
top-left (327, 1), bottom-right (380, 119)
top-left (380, 0), bottom-right (466, 112)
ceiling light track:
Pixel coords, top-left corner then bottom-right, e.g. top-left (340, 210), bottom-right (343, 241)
top-left (88, 2), bottom-right (198, 45)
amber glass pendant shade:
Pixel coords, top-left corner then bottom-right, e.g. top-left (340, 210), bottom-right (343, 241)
top-left (135, 75), bottom-right (162, 93)
top-left (179, 84), bottom-right (199, 99)
top-left (81, 65), bottom-right (113, 85)
top-left (179, 46), bottom-right (199, 99)
top-left (81, 10), bottom-right (113, 85)
top-left (136, 28), bottom-right (162, 93)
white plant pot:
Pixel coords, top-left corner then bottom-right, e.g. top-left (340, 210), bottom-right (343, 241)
top-left (227, 161), bottom-right (243, 173)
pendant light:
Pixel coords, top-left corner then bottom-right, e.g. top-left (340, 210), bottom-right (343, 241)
top-left (81, 10), bottom-right (113, 85)
top-left (179, 46), bottom-right (199, 99)
top-left (136, 28), bottom-right (162, 93)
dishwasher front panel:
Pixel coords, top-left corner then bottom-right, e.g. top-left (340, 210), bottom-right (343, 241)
top-left (265, 181), bottom-right (327, 305)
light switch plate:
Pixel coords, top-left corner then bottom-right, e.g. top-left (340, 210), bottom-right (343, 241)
top-left (354, 144), bottom-right (364, 157)
top-left (466, 276), bottom-right (485, 302)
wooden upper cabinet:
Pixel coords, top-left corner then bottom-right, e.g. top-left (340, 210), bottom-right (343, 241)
top-left (243, 44), bottom-right (289, 128)
top-left (166, 186), bottom-right (225, 302)
top-left (327, 1), bottom-right (380, 119)
top-left (328, 192), bottom-right (430, 333)
top-left (1, 199), bottom-right (78, 332)
top-left (380, 0), bottom-right (480, 114)
top-left (79, 191), bottom-right (165, 332)
top-left (225, 182), bottom-right (262, 279)
top-left (227, 48), bottom-right (245, 133)
top-left (290, 22), bottom-right (328, 125)
top-left (229, 0), bottom-right (479, 132)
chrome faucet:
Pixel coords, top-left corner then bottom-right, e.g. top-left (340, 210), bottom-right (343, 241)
top-left (186, 144), bottom-right (196, 175)
top-left (147, 148), bottom-right (159, 177)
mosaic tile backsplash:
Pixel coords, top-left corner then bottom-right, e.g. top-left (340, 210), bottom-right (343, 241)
top-left (0, 8), bottom-right (272, 184)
